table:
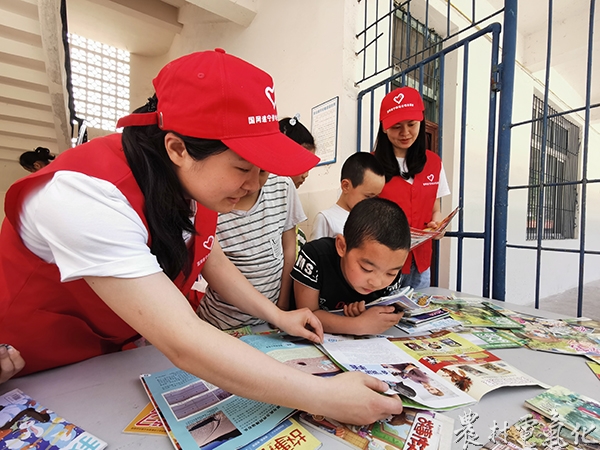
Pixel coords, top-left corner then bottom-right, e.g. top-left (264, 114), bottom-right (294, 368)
top-left (2, 288), bottom-right (598, 449)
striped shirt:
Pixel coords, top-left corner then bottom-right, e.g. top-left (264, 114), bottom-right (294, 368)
top-left (198, 175), bottom-right (306, 329)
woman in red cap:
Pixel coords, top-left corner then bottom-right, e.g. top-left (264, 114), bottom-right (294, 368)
top-left (374, 86), bottom-right (450, 289)
top-left (0, 49), bottom-right (403, 424)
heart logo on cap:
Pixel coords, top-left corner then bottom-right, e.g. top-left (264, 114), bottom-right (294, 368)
top-left (427, 174), bottom-right (434, 182)
top-left (394, 93), bottom-right (404, 104)
top-left (203, 235), bottom-right (214, 250)
top-left (265, 86), bottom-right (276, 109)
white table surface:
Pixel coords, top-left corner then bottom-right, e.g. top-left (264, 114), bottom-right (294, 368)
top-left (2, 288), bottom-right (598, 449)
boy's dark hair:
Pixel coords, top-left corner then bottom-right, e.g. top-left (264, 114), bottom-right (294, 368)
top-left (373, 120), bottom-right (427, 182)
top-left (279, 117), bottom-right (315, 149)
top-left (344, 198), bottom-right (410, 251)
top-left (122, 95), bottom-right (227, 280)
top-left (340, 152), bottom-right (385, 186)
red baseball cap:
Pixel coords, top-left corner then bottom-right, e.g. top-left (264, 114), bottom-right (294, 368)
top-left (379, 86), bottom-right (424, 130)
top-left (117, 49), bottom-right (319, 176)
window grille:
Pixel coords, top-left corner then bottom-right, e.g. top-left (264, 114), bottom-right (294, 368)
top-left (526, 95), bottom-right (579, 240)
top-left (391, 7), bottom-right (442, 123)
top-left (69, 34), bottom-right (130, 132)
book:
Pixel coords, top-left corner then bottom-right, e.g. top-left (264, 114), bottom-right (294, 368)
top-left (317, 334), bottom-right (475, 410)
top-left (587, 361), bottom-right (600, 381)
top-left (123, 402), bottom-right (168, 436)
top-left (400, 307), bottom-right (450, 325)
top-left (439, 300), bottom-right (524, 329)
top-left (391, 331), bottom-right (546, 401)
top-left (140, 367), bottom-right (294, 450)
top-left (0, 388), bottom-right (107, 450)
top-left (395, 317), bottom-right (464, 335)
top-left (524, 385), bottom-right (600, 444)
top-left (409, 206), bottom-right (460, 250)
top-left (239, 417), bottom-right (321, 450)
top-left (481, 411), bottom-right (599, 450)
top-left (298, 407), bottom-right (454, 450)
top-left (459, 327), bottom-right (525, 349)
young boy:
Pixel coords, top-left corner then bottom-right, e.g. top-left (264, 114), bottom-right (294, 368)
top-left (310, 152), bottom-right (385, 240)
top-left (198, 171), bottom-right (305, 329)
top-left (292, 197), bottom-right (410, 335)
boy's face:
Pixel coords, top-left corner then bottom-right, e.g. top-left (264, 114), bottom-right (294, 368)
top-left (335, 236), bottom-right (408, 295)
top-left (342, 169), bottom-right (386, 210)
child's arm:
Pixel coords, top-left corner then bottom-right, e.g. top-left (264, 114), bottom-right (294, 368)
top-left (276, 228), bottom-right (297, 311)
top-left (294, 282), bottom-right (403, 335)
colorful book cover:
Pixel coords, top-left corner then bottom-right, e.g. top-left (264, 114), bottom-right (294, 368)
top-left (401, 308), bottom-right (449, 325)
top-left (391, 331), bottom-right (546, 401)
top-left (239, 418), bottom-right (321, 450)
top-left (460, 328), bottom-right (525, 349)
top-left (482, 411), bottom-right (599, 450)
top-left (123, 402), bottom-right (167, 436)
top-left (524, 385), bottom-right (600, 443)
top-left (140, 367), bottom-right (294, 450)
top-left (0, 388), bottom-right (107, 450)
top-left (298, 408), bottom-right (453, 450)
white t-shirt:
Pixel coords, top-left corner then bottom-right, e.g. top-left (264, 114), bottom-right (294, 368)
top-left (396, 156), bottom-right (451, 198)
top-left (198, 175), bottom-right (306, 330)
top-left (19, 171), bottom-right (162, 282)
top-left (310, 203), bottom-right (349, 240)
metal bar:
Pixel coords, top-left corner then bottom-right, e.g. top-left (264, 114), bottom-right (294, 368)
top-left (512, 103), bottom-right (600, 127)
top-left (509, 178), bottom-right (600, 190)
top-left (577, 0), bottom-right (595, 317)
top-left (355, 33), bottom-right (384, 56)
top-left (492, 0), bottom-right (517, 301)
top-left (534, 0), bottom-right (553, 309)
top-left (456, 42), bottom-right (469, 292)
top-left (482, 29), bottom-right (501, 298)
top-left (356, 1), bottom-right (406, 38)
top-left (447, 0), bottom-right (451, 38)
top-left (507, 244), bottom-right (600, 256)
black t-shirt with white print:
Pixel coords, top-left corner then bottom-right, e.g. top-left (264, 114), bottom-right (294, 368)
top-left (291, 237), bottom-right (401, 311)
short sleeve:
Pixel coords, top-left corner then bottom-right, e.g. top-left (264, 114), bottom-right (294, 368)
top-left (19, 171), bottom-right (162, 282)
top-left (283, 177), bottom-right (307, 231)
top-left (310, 212), bottom-right (329, 241)
top-left (437, 164), bottom-right (450, 198)
top-left (290, 241), bottom-right (320, 290)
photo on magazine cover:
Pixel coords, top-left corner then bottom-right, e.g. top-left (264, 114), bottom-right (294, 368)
top-left (187, 411), bottom-right (241, 449)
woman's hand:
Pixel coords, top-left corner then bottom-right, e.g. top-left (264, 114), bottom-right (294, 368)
top-left (316, 371), bottom-right (403, 425)
top-left (0, 345), bottom-right (25, 384)
top-left (272, 308), bottom-right (324, 344)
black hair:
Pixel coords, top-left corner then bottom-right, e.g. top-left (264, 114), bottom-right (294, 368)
top-left (340, 152), bottom-right (385, 186)
top-left (343, 197), bottom-right (410, 251)
top-left (373, 120), bottom-right (427, 182)
top-left (19, 147), bottom-right (55, 171)
top-left (279, 117), bottom-right (315, 149)
top-left (121, 95), bottom-right (227, 280)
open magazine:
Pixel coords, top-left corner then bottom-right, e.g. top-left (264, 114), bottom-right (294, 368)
top-left (0, 388), bottom-right (107, 450)
top-left (409, 206), bottom-right (460, 250)
top-left (390, 331), bottom-right (547, 401)
top-left (140, 367), bottom-right (294, 450)
top-left (317, 334), bottom-right (475, 410)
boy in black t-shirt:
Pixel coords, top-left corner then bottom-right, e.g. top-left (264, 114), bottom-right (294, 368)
top-left (291, 197), bottom-right (410, 335)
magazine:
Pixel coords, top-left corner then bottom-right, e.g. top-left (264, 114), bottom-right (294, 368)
top-left (140, 367), bottom-right (294, 450)
top-left (298, 408), bottom-right (454, 450)
top-left (524, 385), bottom-right (600, 444)
top-left (400, 308), bottom-right (450, 326)
top-left (438, 300), bottom-right (524, 329)
top-left (459, 328), bottom-right (526, 349)
top-left (239, 417), bottom-right (321, 450)
top-left (317, 335), bottom-right (475, 410)
top-left (587, 361), bottom-right (600, 381)
top-left (395, 317), bottom-right (463, 335)
top-left (123, 402), bottom-right (168, 436)
top-left (409, 206), bottom-right (460, 250)
top-left (390, 331), bottom-right (546, 401)
top-left (239, 334), bottom-right (342, 377)
top-left (482, 411), bottom-right (599, 450)
top-left (0, 388), bottom-right (107, 450)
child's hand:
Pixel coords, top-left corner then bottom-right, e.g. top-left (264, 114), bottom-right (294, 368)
top-left (0, 345), bottom-right (25, 384)
top-left (356, 306), bottom-right (404, 335)
top-left (343, 301), bottom-right (366, 317)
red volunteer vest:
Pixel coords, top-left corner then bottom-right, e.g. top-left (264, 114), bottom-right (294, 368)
top-left (379, 150), bottom-right (442, 274)
top-left (0, 134), bottom-right (217, 376)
